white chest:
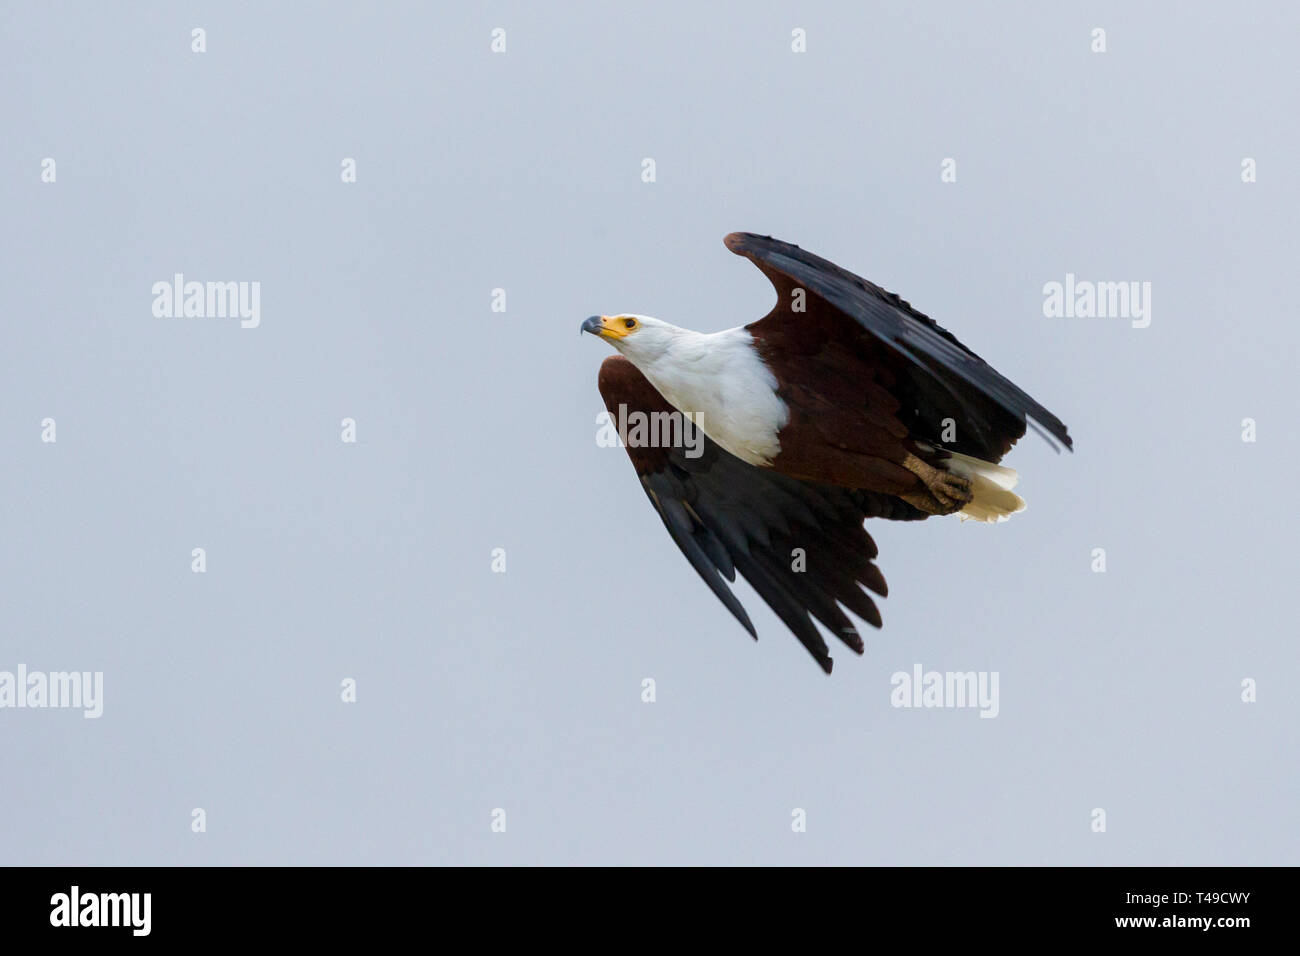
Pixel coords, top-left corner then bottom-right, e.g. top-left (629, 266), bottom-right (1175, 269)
top-left (637, 329), bottom-right (789, 466)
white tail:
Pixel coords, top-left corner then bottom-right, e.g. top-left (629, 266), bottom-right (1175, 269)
top-left (941, 450), bottom-right (1026, 523)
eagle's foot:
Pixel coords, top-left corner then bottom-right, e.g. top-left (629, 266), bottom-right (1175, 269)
top-left (899, 453), bottom-right (972, 515)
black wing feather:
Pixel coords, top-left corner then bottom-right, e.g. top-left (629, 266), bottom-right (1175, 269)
top-left (728, 231), bottom-right (1073, 456)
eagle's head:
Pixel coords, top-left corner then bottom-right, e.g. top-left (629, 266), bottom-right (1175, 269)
top-left (581, 314), bottom-right (680, 364)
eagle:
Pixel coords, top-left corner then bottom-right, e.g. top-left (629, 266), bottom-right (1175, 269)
top-left (582, 232), bottom-right (1072, 673)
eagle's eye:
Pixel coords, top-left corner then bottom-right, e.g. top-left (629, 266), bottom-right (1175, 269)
top-left (623, 318), bottom-right (637, 330)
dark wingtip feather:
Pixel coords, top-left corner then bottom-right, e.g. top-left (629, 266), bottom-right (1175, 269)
top-left (1028, 416), bottom-right (1074, 453)
top-left (858, 563), bottom-right (888, 598)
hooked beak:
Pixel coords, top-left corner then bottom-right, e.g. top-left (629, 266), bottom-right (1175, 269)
top-left (580, 315), bottom-right (631, 341)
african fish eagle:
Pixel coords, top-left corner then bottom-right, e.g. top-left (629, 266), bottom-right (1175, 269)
top-left (582, 232), bottom-right (1072, 673)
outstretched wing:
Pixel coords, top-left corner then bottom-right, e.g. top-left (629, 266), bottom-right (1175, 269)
top-left (598, 355), bottom-right (922, 673)
top-left (726, 231), bottom-right (1072, 461)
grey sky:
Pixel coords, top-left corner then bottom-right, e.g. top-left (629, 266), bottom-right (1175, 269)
top-left (1, 2), bottom-right (1296, 865)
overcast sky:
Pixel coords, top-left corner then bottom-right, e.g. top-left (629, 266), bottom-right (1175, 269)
top-left (2, 1), bottom-right (1296, 865)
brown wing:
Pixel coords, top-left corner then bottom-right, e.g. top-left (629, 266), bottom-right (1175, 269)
top-left (598, 355), bottom-right (923, 673)
top-left (727, 232), bottom-right (1072, 462)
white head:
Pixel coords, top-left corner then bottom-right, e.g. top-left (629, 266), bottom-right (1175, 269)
top-left (580, 314), bottom-right (687, 365)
